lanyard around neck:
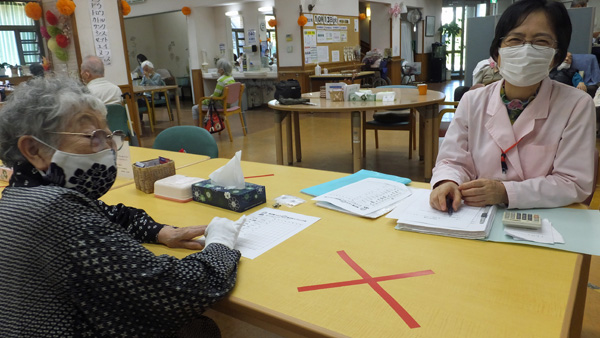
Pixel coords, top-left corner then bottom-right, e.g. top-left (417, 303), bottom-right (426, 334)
top-left (500, 137), bottom-right (524, 174)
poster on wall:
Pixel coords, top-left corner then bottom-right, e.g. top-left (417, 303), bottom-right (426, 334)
top-left (317, 46), bottom-right (329, 63)
top-left (305, 47), bottom-right (318, 64)
top-left (304, 29), bottom-right (317, 47)
top-left (89, 0), bottom-right (112, 65)
top-left (305, 14), bottom-right (314, 27)
top-left (248, 29), bottom-right (257, 44)
top-left (332, 50), bottom-right (340, 62)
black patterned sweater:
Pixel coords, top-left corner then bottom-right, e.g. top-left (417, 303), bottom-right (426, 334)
top-left (0, 162), bottom-right (241, 337)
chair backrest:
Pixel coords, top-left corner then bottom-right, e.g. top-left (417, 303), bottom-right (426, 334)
top-left (156, 68), bottom-right (176, 85)
top-left (152, 126), bottom-right (218, 158)
top-left (105, 104), bottom-right (138, 146)
top-left (224, 82), bottom-right (244, 106)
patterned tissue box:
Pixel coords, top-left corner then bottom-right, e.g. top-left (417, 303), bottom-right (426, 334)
top-left (192, 180), bottom-right (266, 212)
top-left (349, 92), bottom-right (376, 101)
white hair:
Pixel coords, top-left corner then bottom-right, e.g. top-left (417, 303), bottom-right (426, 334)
top-left (141, 60), bottom-right (154, 70)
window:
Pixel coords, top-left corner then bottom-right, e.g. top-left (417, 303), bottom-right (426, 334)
top-left (265, 15), bottom-right (276, 58)
top-left (230, 15), bottom-right (245, 58)
top-left (0, 2), bottom-right (44, 67)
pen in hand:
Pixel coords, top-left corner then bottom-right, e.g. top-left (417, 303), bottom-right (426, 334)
top-left (446, 196), bottom-right (454, 216)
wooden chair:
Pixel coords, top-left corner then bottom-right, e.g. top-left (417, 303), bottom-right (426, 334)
top-left (136, 94), bottom-right (155, 133)
top-left (362, 85), bottom-right (417, 159)
top-left (199, 82), bottom-right (246, 142)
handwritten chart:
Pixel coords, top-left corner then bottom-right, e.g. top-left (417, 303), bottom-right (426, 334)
top-left (89, 0), bottom-right (112, 65)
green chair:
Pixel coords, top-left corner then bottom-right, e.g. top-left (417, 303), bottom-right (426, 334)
top-left (105, 104), bottom-right (139, 146)
top-left (152, 126), bottom-right (219, 158)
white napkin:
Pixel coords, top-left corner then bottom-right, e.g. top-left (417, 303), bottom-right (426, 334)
top-left (209, 150), bottom-right (245, 189)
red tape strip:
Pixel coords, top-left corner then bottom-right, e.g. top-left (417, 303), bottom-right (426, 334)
top-left (297, 250), bottom-right (434, 329)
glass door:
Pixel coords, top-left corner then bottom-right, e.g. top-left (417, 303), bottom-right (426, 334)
top-left (441, 2), bottom-right (487, 78)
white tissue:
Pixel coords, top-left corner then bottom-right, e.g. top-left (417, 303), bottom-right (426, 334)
top-left (209, 150), bottom-right (245, 189)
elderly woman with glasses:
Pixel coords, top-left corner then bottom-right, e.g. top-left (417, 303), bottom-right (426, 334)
top-left (430, 0), bottom-right (595, 212)
top-left (0, 76), bottom-right (244, 336)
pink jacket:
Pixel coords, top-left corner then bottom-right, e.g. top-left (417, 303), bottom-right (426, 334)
top-left (431, 78), bottom-right (596, 209)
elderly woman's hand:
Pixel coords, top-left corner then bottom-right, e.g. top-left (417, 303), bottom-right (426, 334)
top-left (430, 181), bottom-right (462, 212)
top-left (458, 179), bottom-right (508, 207)
top-left (576, 82), bottom-right (587, 92)
top-left (157, 225), bottom-right (207, 250)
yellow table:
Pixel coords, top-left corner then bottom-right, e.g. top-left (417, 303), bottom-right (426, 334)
top-left (102, 158), bottom-right (588, 337)
top-left (112, 146), bottom-right (210, 189)
top-left (268, 87), bottom-right (446, 179)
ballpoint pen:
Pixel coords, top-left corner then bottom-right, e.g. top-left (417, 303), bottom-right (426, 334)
top-left (446, 196), bottom-right (454, 216)
top-left (480, 206), bottom-right (491, 224)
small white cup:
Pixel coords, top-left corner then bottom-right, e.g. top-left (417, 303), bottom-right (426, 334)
top-left (323, 68), bottom-right (329, 74)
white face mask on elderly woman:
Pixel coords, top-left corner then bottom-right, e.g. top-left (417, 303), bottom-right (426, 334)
top-left (498, 44), bottom-right (556, 87)
top-left (33, 136), bottom-right (117, 199)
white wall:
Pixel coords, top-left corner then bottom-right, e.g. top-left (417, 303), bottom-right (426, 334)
top-left (124, 12), bottom-right (189, 77)
top-left (73, 0), bottom-right (129, 85)
top-left (370, 2), bottom-right (390, 51)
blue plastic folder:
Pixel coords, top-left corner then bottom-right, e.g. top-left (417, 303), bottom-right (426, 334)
top-left (301, 169), bottom-right (411, 197)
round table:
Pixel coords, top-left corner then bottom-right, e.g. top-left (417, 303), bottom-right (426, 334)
top-left (268, 87), bottom-right (446, 178)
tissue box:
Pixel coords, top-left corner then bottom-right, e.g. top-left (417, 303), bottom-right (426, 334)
top-left (349, 92), bottom-right (376, 101)
top-left (154, 175), bottom-right (205, 202)
top-left (376, 91), bottom-right (396, 101)
top-left (0, 166), bottom-right (13, 182)
top-left (192, 180), bottom-right (266, 212)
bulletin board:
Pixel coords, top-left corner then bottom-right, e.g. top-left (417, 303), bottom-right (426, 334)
top-left (302, 13), bottom-right (360, 65)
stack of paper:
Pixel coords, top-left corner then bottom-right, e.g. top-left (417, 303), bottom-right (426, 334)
top-left (387, 188), bottom-right (497, 239)
top-left (312, 178), bottom-right (412, 218)
top-left (504, 219), bottom-right (564, 244)
top-left (301, 169), bottom-right (411, 197)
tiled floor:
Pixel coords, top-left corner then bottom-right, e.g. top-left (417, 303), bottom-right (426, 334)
top-left (138, 79), bottom-right (600, 337)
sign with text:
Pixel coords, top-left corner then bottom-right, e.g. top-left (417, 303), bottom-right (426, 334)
top-left (313, 15), bottom-right (338, 25)
top-left (89, 0), bottom-right (112, 65)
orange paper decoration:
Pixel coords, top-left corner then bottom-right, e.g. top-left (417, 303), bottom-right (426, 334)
top-left (56, 0), bottom-right (76, 16)
top-left (298, 15), bottom-right (308, 26)
top-left (359, 13), bottom-right (366, 20)
top-left (182, 7), bottom-right (191, 15)
top-left (268, 18), bottom-right (277, 27)
top-left (24, 2), bottom-right (42, 20)
top-left (121, 0), bottom-right (131, 16)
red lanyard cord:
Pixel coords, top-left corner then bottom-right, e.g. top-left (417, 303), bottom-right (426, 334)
top-left (500, 137), bottom-right (523, 174)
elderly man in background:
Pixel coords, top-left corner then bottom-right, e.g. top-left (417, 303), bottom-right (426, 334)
top-left (80, 55), bottom-right (122, 104)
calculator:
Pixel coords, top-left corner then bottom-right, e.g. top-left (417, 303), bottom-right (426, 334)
top-left (502, 211), bottom-right (542, 230)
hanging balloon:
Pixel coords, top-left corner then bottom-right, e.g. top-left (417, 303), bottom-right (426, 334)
top-left (46, 10), bottom-right (58, 26)
top-left (24, 3), bottom-right (42, 20)
top-left (47, 25), bottom-right (63, 37)
top-left (56, 34), bottom-right (69, 48)
top-left (40, 26), bottom-right (51, 40)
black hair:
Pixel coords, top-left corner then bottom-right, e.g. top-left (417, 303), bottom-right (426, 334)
top-left (490, 0), bottom-right (571, 68)
top-left (29, 63), bottom-right (44, 77)
top-left (136, 54), bottom-right (147, 63)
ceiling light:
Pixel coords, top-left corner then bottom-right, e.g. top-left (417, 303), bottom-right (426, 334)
top-left (366, 7), bottom-right (371, 18)
top-left (258, 6), bottom-right (272, 13)
top-left (225, 11), bottom-right (239, 17)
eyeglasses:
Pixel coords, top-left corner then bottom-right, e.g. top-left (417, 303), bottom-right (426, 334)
top-left (500, 35), bottom-right (556, 50)
top-left (50, 129), bottom-right (126, 152)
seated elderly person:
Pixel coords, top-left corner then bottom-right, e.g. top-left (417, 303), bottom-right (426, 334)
top-left (550, 52), bottom-right (598, 97)
top-left (80, 55), bottom-right (122, 104)
top-left (192, 58), bottom-right (235, 127)
top-left (0, 76), bottom-right (244, 336)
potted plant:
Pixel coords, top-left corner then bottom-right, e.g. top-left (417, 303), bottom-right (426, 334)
top-left (438, 21), bottom-right (462, 47)
top-left (438, 21), bottom-right (462, 80)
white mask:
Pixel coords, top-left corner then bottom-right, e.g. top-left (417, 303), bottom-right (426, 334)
top-left (34, 137), bottom-right (117, 199)
top-left (498, 44), bottom-right (556, 87)
top-left (557, 62), bottom-right (570, 71)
